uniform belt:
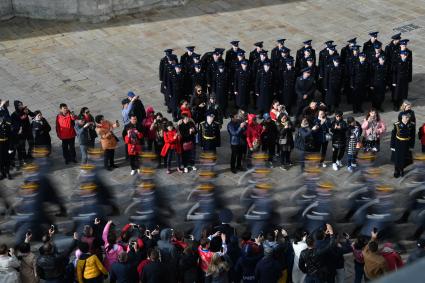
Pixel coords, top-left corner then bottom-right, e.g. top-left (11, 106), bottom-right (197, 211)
top-left (396, 136), bottom-right (411, 141)
top-left (0, 138), bottom-right (8, 141)
top-left (203, 135), bottom-right (216, 140)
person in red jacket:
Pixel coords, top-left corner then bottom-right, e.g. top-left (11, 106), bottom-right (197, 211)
top-left (418, 122), bottom-right (425, 153)
top-left (55, 103), bottom-right (77, 164)
top-left (245, 114), bottom-right (264, 167)
top-left (124, 115), bottom-right (143, 176)
top-left (179, 100), bottom-right (192, 119)
top-left (142, 106), bottom-right (156, 151)
top-left (380, 242), bottom-right (404, 272)
top-left (161, 121), bottom-right (182, 174)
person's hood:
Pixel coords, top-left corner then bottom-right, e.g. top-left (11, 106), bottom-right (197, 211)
top-left (247, 114), bottom-right (257, 125)
top-left (160, 228), bottom-right (173, 241)
top-left (381, 242), bottom-right (396, 254)
top-left (263, 240), bottom-right (278, 256)
top-left (14, 100), bottom-right (22, 111)
top-left (146, 106), bottom-right (154, 114)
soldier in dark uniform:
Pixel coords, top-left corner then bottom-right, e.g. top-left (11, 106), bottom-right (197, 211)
top-left (363, 31), bottom-right (381, 59)
top-left (318, 41), bottom-right (334, 77)
top-left (251, 50), bottom-right (269, 109)
top-left (249, 41), bottom-right (263, 67)
top-left (341, 38), bottom-right (356, 65)
top-left (351, 52), bottom-right (369, 113)
top-left (225, 40), bottom-right (240, 73)
top-left (391, 112), bottom-right (415, 178)
top-left (0, 115), bottom-right (12, 180)
top-left (167, 63), bottom-right (185, 121)
top-left (306, 56), bottom-right (319, 85)
top-left (276, 47), bottom-right (291, 73)
top-left (271, 39), bottom-right (286, 69)
top-left (163, 54), bottom-right (178, 112)
top-left (255, 60), bottom-right (275, 115)
top-left (385, 33), bottom-right (402, 102)
top-left (181, 46), bottom-right (196, 97)
top-left (207, 49), bottom-right (225, 94)
top-left (295, 67), bottom-right (316, 117)
top-left (295, 47), bottom-right (314, 76)
top-left (368, 42), bottom-right (384, 68)
top-left (296, 40), bottom-right (316, 70)
top-left (234, 60), bottom-right (251, 111)
top-left (159, 49), bottom-right (173, 99)
top-left (276, 57), bottom-right (296, 114)
top-left (191, 62), bottom-right (206, 94)
top-left (199, 113), bottom-right (221, 152)
top-left (400, 39), bottom-right (413, 81)
top-left (370, 55), bottom-right (389, 111)
top-left (324, 56), bottom-right (344, 113)
top-left (212, 62), bottom-right (230, 117)
top-left (392, 50), bottom-right (412, 110)
top-left (319, 44), bottom-right (338, 100)
top-left (343, 44), bottom-right (360, 104)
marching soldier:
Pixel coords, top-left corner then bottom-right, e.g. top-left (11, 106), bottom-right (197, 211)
top-left (296, 40), bottom-right (316, 70)
top-left (276, 57), bottom-right (296, 114)
top-left (167, 63), bottom-right (185, 121)
top-left (0, 114), bottom-right (12, 180)
top-left (255, 60), bottom-right (275, 115)
top-left (249, 41), bottom-right (264, 67)
top-left (363, 31), bottom-right (381, 58)
top-left (392, 50), bottom-right (412, 110)
top-left (234, 60), bottom-right (251, 111)
top-left (212, 62), bottom-right (230, 117)
top-left (370, 55), bottom-right (389, 111)
top-left (271, 39), bottom-right (286, 69)
top-left (199, 113), bottom-right (221, 152)
top-left (351, 52), bottom-right (369, 113)
top-left (324, 56), bottom-right (344, 113)
top-left (391, 112), bottom-right (415, 178)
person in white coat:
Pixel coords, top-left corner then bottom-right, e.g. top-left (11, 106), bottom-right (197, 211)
top-left (291, 231), bottom-right (308, 283)
top-left (0, 244), bottom-right (21, 283)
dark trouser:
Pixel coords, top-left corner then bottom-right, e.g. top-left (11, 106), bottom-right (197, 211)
top-left (352, 86), bottom-right (365, 112)
top-left (167, 149), bottom-right (181, 169)
top-left (305, 275), bottom-right (323, 283)
top-left (129, 155), bottom-right (139, 170)
top-left (354, 261), bottom-right (366, 283)
top-left (61, 138), bottom-right (76, 162)
top-left (280, 150), bottom-right (291, 165)
top-left (262, 142), bottom-right (275, 162)
top-left (332, 145), bottom-right (345, 163)
top-left (422, 144), bottom-right (425, 153)
top-left (0, 141), bottom-right (10, 177)
top-left (347, 154), bottom-right (356, 167)
top-left (182, 149), bottom-right (192, 167)
top-left (104, 149), bottom-right (115, 168)
top-left (230, 144), bottom-right (243, 170)
top-left (83, 276), bottom-right (104, 283)
top-left (154, 142), bottom-right (166, 167)
top-left (318, 141), bottom-right (328, 163)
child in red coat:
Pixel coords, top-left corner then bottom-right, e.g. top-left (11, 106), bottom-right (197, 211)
top-left (161, 122), bottom-right (182, 174)
top-left (124, 125), bottom-right (143, 175)
top-left (179, 100), bottom-right (192, 119)
top-left (142, 106), bottom-right (156, 150)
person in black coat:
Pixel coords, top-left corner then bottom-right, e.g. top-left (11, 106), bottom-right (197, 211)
top-left (324, 56), bottom-right (344, 113)
top-left (0, 115), bottom-right (12, 180)
top-left (178, 245), bottom-right (199, 283)
top-left (207, 49), bottom-right (225, 94)
top-left (191, 63), bottom-right (207, 93)
top-left (277, 113), bottom-right (294, 169)
top-left (212, 62), bottom-right (230, 117)
top-left (31, 110), bottom-right (52, 154)
top-left (167, 64), bottom-right (186, 121)
top-left (330, 111), bottom-right (347, 170)
top-left (392, 51), bottom-right (411, 110)
top-left (234, 60), bottom-right (251, 111)
top-left (190, 85), bottom-right (208, 125)
top-left (343, 45), bottom-right (360, 104)
top-left (318, 41), bottom-right (334, 79)
top-left (11, 100), bottom-right (35, 165)
top-left (159, 49), bottom-right (173, 96)
top-left (340, 38), bottom-right (356, 67)
top-left (295, 68), bottom-right (316, 117)
top-left (225, 41), bottom-right (241, 90)
top-left (276, 57), bottom-right (296, 115)
top-left (296, 48), bottom-right (314, 76)
top-left (296, 40), bottom-right (316, 71)
top-left (161, 54), bottom-right (177, 110)
top-left (249, 41), bottom-right (263, 67)
top-left (110, 250), bottom-right (140, 283)
top-left (261, 113), bottom-right (278, 164)
top-left (255, 61), bottom-right (275, 115)
top-left (399, 39), bottom-right (413, 81)
top-left (370, 55), bottom-right (389, 111)
top-left (276, 47), bottom-right (292, 73)
top-left (141, 249), bottom-right (166, 283)
top-left (271, 39), bottom-right (286, 69)
top-left (363, 31), bottom-right (381, 59)
top-left (351, 53), bottom-right (369, 113)
top-left (391, 112), bottom-right (415, 178)
top-left (181, 46), bottom-right (196, 97)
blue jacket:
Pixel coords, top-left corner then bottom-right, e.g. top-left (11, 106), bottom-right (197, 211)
top-left (227, 120), bottom-right (245, 145)
top-left (254, 255), bottom-right (282, 283)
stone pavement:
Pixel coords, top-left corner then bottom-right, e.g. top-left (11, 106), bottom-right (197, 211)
top-left (1, 0), bottom-right (425, 280)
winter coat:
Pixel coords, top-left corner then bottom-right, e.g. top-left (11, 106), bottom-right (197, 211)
top-left (179, 253), bottom-right (198, 283)
top-left (330, 120), bottom-right (348, 147)
top-left (142, 107), bottom-right (156, 140)
top-left (362, 240), bottom-right (387, 280)
top-left (227, 120), bottom-right (245, 146)
top-left (95, 120), bottom-right (118, 150)
top-left (55, 112), bottom-right (76, 140)
top-left (362, 118), bottom-right (386, 141)
top-left (347, 123), bottom-right (362, 156)
top-left (277, 120), bottom-right (295, 150)
top-left (157, 228), bottom-right (179, 283)
top-left (32, 118), bottom-right (51, 148)
top-left (124, 125), bottom-right (143, 156)
top-left (102, 221), bottom-right (124, 271)
top-left (255, 69), bottom-right (275, 112)
top-left (161, 129), bottom-right (182, 156)
top-left (312, 117), bottom-right (331, 144)
top-left (390, 121), bottom-right (415, 169)
top-left (0, 254), bottom-right (20, 283)
top-left (295, 126), bottom-right (315, 152)
top-left (292, 241), bottom-right (307, 283)
top-left (76, 253), bottom-right (108, 282)
top-left (246, 114), bottom-right (263, 150)
top-left (235, 244), bottom-right (263, 283)
top-left (254, 256), bottom-right (282, 283)
top-left (20, 252), bottom-right (39, 283)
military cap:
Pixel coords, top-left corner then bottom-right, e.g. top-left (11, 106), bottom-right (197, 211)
top-left (391, 33), bottom-right (402, 40)
top-left (206, 110), bottom-right (215, 117)
top-left (400, 39), bottom-right (409, 45)
top-left (167, 54), bottom-right (178, 61)
top-left (193, 63), bottom-right (201, 68)
top-left (347, 37), bottom-right (357, 43)
top-left (369, 31), bottom-right (379, 37)
top-left (303, 40), bottom-right (312, 45)
top-left (237, 49), bottom-right (246, 56)
top-left (301, 67), bottom-right (311, 73)
top-left (277, 38), bottom-right (286, 44)
top-left (373, 42), bottom-right (382, 49)
top-left (358, 52), bottom-right (366, 57)
top-left (304, 47), bottom-right (312, 53)
top-left (324, 40), bottom-right (334, 46)
top-left (186, 46), bottom-right (195, 51)
top-left (193, 53), bottom-right (201, 60)
top-left (240, 60), bottom-right (248, 65)
top-left (306, 56), bottom-right (314, 62)
top-left (351, 45), bottom-right (361, 51)
top-left (164, 48), bottom-right (173, 54)
top-left (400, 50), bottom-right (408, 56)
top-left (230, 40), bottom-right (239, 46)
top-left (328, 45), bottom-right (337, 51)
top-left (254, 41), bottom-right (263, 48)
top-left (259, 50), bottom-right (268, 55)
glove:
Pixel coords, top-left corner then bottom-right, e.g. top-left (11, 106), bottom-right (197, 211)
top-left (390, 148), bottom-right (395, 151)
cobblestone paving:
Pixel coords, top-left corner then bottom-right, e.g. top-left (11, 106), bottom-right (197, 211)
top-left (1, 0), bottom-right (425, 280)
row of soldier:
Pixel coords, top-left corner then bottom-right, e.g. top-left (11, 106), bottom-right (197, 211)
top-left (159, 31), bottom-right (412, 122)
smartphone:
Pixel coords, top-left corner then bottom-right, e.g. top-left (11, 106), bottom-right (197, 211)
top-left (342, 232), bottom-right (349, 238)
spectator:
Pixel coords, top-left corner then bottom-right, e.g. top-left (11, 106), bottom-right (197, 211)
top-left (291, 231), bottom-right (307, 283)
top-left (17, 233), bottom-right (38, 283)
top-left (76, 242), bottom-right (108, 283)
top-left (75, 107), bottom-right (97, 164)
top-left (141, 249), bottom-right (166, 283)
top-left (56, 103), bottom-right (77, 164)
top-left (294, 117), bottom-right (316, 171)
top-left (246, 114), bottom-right (263, 167)
top-left (330, 111), bottom-right (347, 171)
top-left (362, 230), bottom-right (387, 280)
top-left (95, 115), bottom-right (119, 170)
top-left (161, 122), bottom-right (183, 174)
top-left (190, 85), bottom-right (208, 126)
top-left (261, 113), bottom-right (278, 166)
top-left (179, 99), bottom-right (192, 120)
top-left (407, 238), bottom-right (425, 264)
top-left (127, 91), bottom-right (146, 126)
top-left (102, 221), bottom-right (124, 271)
top-left (227, 112), bottom-right (246, 174)
top-left (121, 95), bottom-right (137, 159)
top-left (198, 234), bottom-right (228, 280)
top-left (277, 113), bottom-right (294, 170)
top-left (235, 243), bottom-right (262, 283)
top-left (124, 115), bottom-right (143, 175)
top-left (151, 113), bottom-right (167, 168)
top-left (205, 253), bottom-right (230, 283)
top-left (352, 236), bottom-right (368, 283)
top-left (398, 100), bottom-right (416, 123)
top-left (178, 244), bottom-right (199, 283)
top-left (110, 251), bottom-right (140, 283)
top-left (0, 99), bottom-right (10, 121)
top-left (311, 109), bottom-right (331, 167)
top-left (380, 242), bottom-right (404, 272)
top-left (418, 120), bottom-right (425, 153)
top-left (254, 238), bottom-right (282, 283)
top-left (0, 244), bottom-right (20, 283)
top-left (157, 228), bottom-right (179, 283)
top-left (361, 109), bottom-right (386, 152)
top-left (178, 114), bottom-right (197, 173)
top-left (142, 106), bottom-right (156, 151)
top-left (346, 116), bottom-right (362, 172)
top-left (31, 110), bottom-right (52, 154)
